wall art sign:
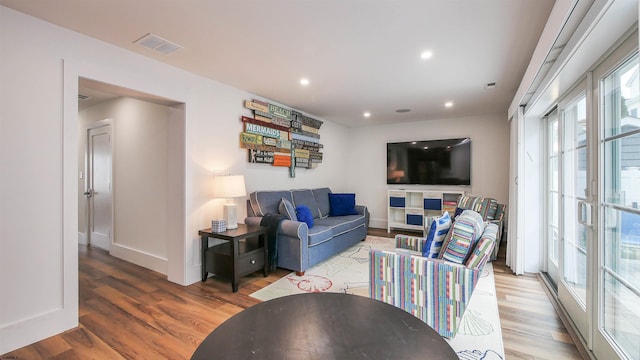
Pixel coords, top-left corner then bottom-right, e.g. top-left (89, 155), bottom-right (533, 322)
top-left (241, 99), bottom-right (323, 177)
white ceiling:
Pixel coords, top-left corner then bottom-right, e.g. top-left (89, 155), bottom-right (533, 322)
top-left (1, 0), bottom-right (555, 126)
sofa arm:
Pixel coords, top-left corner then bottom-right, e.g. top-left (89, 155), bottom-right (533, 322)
top-left (355, 205), bottom-right (370, 230)
top-left (369, 250), bottom-right (480, 337)
top-left (245, 216), bottom-right (308, 240)
top-left (487, 217), bottom-right (504, 261)
top-left (244, 216), bottom-right (263, 227)
top-left (394, 234), bottom-right (427, 252)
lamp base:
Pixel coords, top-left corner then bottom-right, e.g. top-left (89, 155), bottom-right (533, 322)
top-left (223, 203), bottom-right (238, 229)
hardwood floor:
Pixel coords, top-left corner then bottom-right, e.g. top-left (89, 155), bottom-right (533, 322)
top-left (493, 258), bottom-right (584, 359)
top-left (2, 230), bottom-right (585, 359)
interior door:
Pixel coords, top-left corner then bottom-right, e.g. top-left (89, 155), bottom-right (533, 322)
top-left (558, 89), bottom-right (592, 341)
top-left (86, 123), bottom-right (113, 251)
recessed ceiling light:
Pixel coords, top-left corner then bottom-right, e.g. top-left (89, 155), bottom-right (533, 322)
top-left (300, 78), bottom-right (310, 86)
top-left (363, 112), bottom-right (371, 118)
top-left (420, 50), bottom-right (433, 60)
top-left (445, 101), bottom-right (454, 108)
top-left (395, 109), bottom-right (411, 113)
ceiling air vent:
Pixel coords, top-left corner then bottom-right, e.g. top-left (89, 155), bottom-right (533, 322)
top-left (134, 33), bottom-right (182, 54)
top-left (485, 82), bottom-right (497, 90)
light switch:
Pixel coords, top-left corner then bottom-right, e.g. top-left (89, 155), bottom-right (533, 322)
top-left (79, 171), bottom-right (83, 179)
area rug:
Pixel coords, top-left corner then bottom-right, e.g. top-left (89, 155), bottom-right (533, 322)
top-left (250, 236), bottom-right (505, 359)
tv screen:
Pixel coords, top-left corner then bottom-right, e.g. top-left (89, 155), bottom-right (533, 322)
top-left (387, 138), bottom-right (471, 185)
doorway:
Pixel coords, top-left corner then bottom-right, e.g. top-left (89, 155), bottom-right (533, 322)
top-left (77, 77), bottom-right (185, 277)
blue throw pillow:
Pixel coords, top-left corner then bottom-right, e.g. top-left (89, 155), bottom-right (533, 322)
top-left (328, 193), bottom-right (359, 216)
top-left (295, 205), bottom-right (314, 228)
top-left (422, 211), bottom-right (452, 258)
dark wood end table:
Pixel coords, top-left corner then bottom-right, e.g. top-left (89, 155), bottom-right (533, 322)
top-left (199, 224), bottom-right (269, 292)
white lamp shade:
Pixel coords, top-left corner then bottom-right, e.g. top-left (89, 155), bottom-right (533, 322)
top-left (213, 175), bottom-right (246, 230)
top-left (213, 175), bottom-right (247, 199)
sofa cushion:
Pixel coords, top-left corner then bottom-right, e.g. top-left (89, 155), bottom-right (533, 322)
top-left (296, 205), bottom-right (314, 229)
top-left (249, 191), bottom-right (294, 216)
top-left (466, 223), bottom-right (498, 269)
top-left (423, 211), bottom-right (452, 258)
top-left (292, 189), bottom-right (321, 219)
top-left (328, 193), bottom-right (359, 216)
top-left (440, 210), bottom-right (485, 264)
top-left (314, 214), bottom-right (366, 238)
top-left (457, 196), bottom-right (498, 220)
top-left (486, 201), bottom-right (499, 221)
top-left (307, 225), bottom-right (333, 246)
top-left (279, 198), bottom-right (297, 221)
top-left (312, 188), bottom-right (332, 218)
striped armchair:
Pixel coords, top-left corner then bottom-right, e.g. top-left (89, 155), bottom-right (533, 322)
top-left (456, 195), bottom-right (506, 260)
top-left (370, 223), bottom-right (498, 338)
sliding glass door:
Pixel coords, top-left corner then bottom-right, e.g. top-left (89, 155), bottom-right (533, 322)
top-left (594, 51), bottom-right (640, 360)
top-left (558, 89), bottom-right (591, 339)
top-left (546, 33), bottom-right (639, 359)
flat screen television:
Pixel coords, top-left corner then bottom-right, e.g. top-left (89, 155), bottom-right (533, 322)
top-left (387, 138), bottom-right (471, 185)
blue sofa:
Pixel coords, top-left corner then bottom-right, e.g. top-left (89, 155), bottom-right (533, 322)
top-left (244, 188), bottom-right (369, 275)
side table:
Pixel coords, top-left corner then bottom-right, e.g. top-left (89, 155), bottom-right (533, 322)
top-left (199, 224), bottom-right (269, 292)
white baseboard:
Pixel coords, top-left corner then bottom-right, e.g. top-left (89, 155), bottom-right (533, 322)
top-left (369, 218), bottom-right (387, 229)
top-left (110, 243), bottom-right (168, 275)
top-left (0, 305), bottom-right (76, 355)
top-left (185, 263), bottom-right (201, 286)
top-left (78, 232), bottom-right (87, 245)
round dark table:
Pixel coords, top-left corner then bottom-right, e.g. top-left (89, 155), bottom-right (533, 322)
top-left (191, 293), bottom-right (457, 360)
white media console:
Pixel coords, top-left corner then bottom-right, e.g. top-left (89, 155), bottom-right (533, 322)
top-left (387, 189), bottom-right (464, 236)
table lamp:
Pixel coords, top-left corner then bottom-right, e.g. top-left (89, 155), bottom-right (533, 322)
top-left (213, 174), bottom-right (246, 229)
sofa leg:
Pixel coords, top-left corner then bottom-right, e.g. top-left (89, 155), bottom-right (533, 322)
top-left (296, 271), bottom-right (305, 276)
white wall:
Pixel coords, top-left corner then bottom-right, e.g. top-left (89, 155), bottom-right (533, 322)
top-left (346, 114), bottom-right (510, 228)
top-left (0, 6), bottom-right (350, 354)
top-left (79, 97), bottom-right (173, 273)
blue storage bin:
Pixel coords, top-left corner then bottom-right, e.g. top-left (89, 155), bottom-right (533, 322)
top-left (390, 197), bottom-right (406, 208)
top-left (424, 198), bottom-right (442, 210)
top-left (406, 214), bottom-right (423, 226)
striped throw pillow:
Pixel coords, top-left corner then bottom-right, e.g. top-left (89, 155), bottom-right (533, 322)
top-left (466, 223), bottom-right (498, 269)
top-left (441, 211), bottom-right (485, 264)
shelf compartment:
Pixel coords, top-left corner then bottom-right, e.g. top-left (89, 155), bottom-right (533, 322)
top-left (389, 208), bottom-right (405, 223)
top-left (407, 192), bottom-right (423, 208)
